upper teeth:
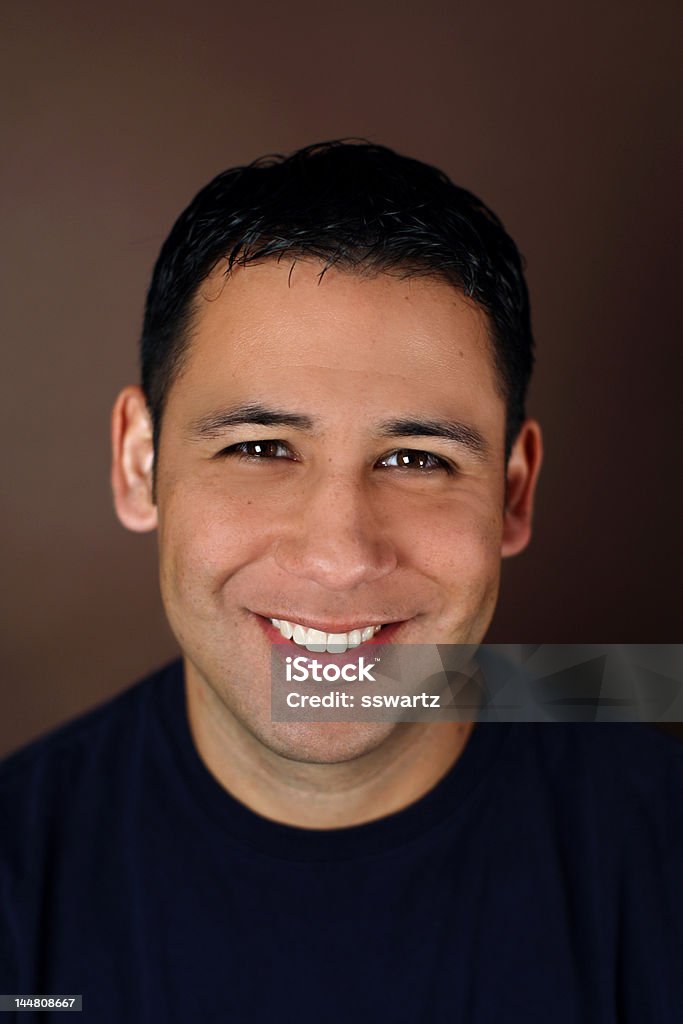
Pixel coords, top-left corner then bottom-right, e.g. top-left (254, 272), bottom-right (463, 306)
top-left (270, 619), bottom-right (383, 653)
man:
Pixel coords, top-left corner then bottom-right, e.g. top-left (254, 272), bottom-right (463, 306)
top-left (1, 142), bottom-right (681, 1022)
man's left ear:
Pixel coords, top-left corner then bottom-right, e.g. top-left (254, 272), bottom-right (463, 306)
top-left (501, 419), bottom-right (543, 558)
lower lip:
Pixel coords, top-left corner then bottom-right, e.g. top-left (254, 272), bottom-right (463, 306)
top-left (255, 615), bottom-right (404, 662)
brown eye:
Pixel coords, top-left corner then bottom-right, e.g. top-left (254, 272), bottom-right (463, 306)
top-left (218, 440), bottom-right (293, 460)
top-left (245, 441), bottom-right (284, 458)
top-left (377, 449), bottom-right (451, 473)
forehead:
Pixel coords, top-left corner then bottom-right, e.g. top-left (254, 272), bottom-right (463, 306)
top-left (168, 260), bottom-right (504, 434)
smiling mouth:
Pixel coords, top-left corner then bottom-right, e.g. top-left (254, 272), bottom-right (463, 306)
top-left (256, 614), bottom-right (397, 653)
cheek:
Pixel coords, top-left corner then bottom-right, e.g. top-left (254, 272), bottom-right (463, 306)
top-left (157, 481), bottom-right (267, 609)
top-left (394, 491), bottom-right (503, 586)
top-left (421, 502), bottom-right (502, 638)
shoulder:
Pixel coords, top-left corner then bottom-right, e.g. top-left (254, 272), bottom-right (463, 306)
top-left (0, 659), bottom-right (181, 835)
top-left (0, 660), bottom-right (182, 988)
top-left (519, 722), bottom-right (683, 848)
top-left (527, 720), bottom-right (683, 779)
top-left (525, 719), bottom-right (683, 773)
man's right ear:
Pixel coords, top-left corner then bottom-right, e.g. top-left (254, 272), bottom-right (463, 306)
top-left (111, 386), bottom-right (158, 532)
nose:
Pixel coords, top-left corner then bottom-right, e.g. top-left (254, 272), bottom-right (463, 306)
top-left (273, 470), bottom-right (398, 591)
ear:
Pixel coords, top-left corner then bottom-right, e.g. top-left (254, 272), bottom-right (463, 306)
top-left (501, 419), bottom-right (543, 558)
top-left (111, 386), bottom-right (158, 532)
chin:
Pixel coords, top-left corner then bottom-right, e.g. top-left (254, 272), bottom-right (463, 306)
top-left (262, 720), bottom-right (398, 765)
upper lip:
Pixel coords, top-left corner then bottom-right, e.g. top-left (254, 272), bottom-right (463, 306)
top-left (255, 612), bottom-right (400, 633)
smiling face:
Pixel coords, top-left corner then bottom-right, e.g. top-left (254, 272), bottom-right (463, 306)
top-left (113, 259), bottom-right (541, 764)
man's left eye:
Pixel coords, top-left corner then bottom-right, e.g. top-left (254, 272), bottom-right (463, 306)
top-left (376, 449), bottom-right (452, 473)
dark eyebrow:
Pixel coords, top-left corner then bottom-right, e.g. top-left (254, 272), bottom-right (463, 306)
top-left (189, 404), bottom-right (489, 459)
top-left (189, 403), bottom-right (315, 438)
top-left (377, 417), bottom-right (490, 459)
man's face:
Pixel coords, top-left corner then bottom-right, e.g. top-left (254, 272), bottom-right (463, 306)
top-left (123, 260), bottom-right (537, 762)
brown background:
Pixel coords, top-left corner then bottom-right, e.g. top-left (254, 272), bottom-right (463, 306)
top-left (1, 0), bottom-right (681, 756)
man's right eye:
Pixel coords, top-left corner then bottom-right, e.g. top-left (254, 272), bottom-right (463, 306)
top-left (217, 440), bottom-right (294, 460)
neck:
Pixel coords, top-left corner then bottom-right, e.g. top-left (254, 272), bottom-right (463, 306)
top-left (184, 661), bottom-right (474, 829)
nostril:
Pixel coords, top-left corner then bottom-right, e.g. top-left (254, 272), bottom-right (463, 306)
top-left (272, 533), bottom-right (397, 590)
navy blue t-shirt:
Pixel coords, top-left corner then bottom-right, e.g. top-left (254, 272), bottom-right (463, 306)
top-left (1, 659), bottom-right (682, 1022)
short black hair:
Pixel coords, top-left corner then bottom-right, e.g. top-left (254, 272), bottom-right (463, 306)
top-left (141, 140), bottom-right (534, 458)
